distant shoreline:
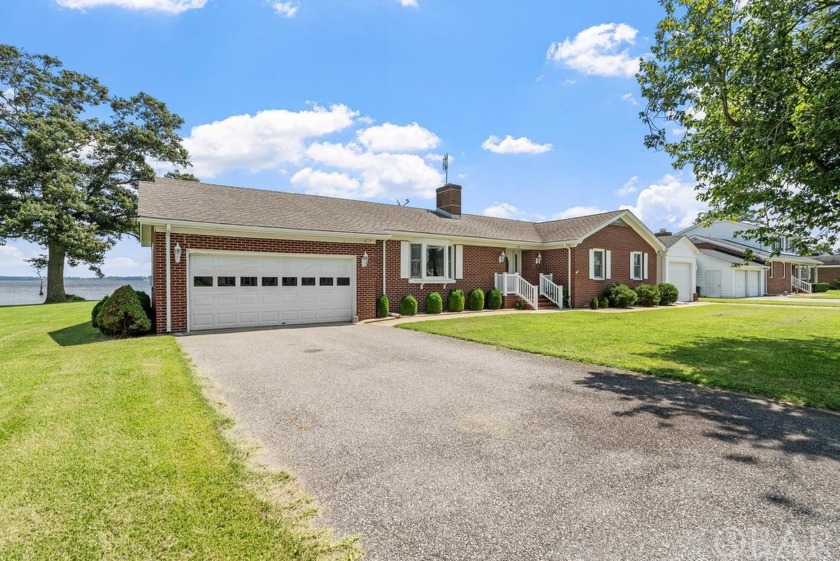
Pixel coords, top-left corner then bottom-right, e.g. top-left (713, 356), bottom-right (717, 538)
top-left (0, 276), bottom-right (150, 281)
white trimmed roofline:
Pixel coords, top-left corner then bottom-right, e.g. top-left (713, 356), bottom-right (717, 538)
top-left (577, 209), bottom-right (667, 252)
top-left (689, 235), bottom-right (821, 265)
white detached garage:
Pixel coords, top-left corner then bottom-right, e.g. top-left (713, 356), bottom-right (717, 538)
top-left (658, 235), bottom-right (699, 303)
top-left (694, 249), bottom-right (768, 298)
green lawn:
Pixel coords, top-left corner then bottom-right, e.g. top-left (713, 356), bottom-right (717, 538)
top-left (400, 305), bottom-right (840, 410)
top-left (701, 297), bottom-right (840, 307)
top-left (791, 290), bottom-right (840, 300)
top-left (0, 302), bottom-right (360, 560)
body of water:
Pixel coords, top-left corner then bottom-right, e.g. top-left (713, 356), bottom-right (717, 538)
top-left (0, 279), bottom-right (152, 306)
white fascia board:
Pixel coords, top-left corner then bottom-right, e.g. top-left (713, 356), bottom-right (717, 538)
top-left (576, 210), bottom-right (667, 252)
top-left (385, 230), bottom-right (553, 249)
top-left (140, 217), bottom-right (386, 244)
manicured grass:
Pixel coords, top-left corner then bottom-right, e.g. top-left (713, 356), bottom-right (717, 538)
top-left (0, 302), bottom-right (360, 560)
top-left (400, 305), bottom-right (840, 410)
top-left (701, 297), bottom-right (840, 307)
top-left (790, 290), bottom-right (840, 300)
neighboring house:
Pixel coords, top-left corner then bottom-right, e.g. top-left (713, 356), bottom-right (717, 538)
top-left (654, 234), bottom-right (700, 302)
top-left (814, 254), bottom-right (840, 288)
top-left (677, 220), bottom-right (822, 296)
top-left (137, 178), bottom-right (666, 333)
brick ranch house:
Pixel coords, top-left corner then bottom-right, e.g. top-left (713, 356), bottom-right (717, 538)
top-left (138, 177), bottom-right (667, 333)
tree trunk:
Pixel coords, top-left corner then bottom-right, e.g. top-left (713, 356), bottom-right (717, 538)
top-left (44, 242), bottom-right (66, 303)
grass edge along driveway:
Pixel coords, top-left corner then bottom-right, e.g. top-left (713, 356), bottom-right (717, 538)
top-left (0, 302), bottom-right (361, 560)
top-left (400, 304), bottom-right (840, 411)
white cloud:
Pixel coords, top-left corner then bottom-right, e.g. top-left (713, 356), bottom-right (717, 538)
top-left (0, 245), bottom-right (27, 266)
top-left (616, 175), bottom-right (639, 196)
top-left (305, 141), bottom-right (442, 199)
top-left (356, 122), bottom-right (440, 152)
top-left (621, 174), bottom-right (706, 229)
top-left (290, 168), bottom-right (362, 198)
top-left (398, 0), bottom-right (418, 6)
top-left (55, 0), bottom-right (205, 13)
top-left (547, 23), bottom-right (640, 78)
top-left (271, 1), bottom-right (298, 17)
top-left (102, 256), bottom-right (151, 275)
top-left (182, 104), bottom-right (358, 177)
top-left (620, 92), bottom-right (638, 105)
top-left (552, 206), bottom-right (609, 220)
top-left (482, 135), bottom-right (552, 155)
top-left (482, 202), bottom-right (521, 219)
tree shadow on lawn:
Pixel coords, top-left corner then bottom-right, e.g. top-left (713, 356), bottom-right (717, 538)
top-left (574, 335), bottom-right (840, 465)
top-left (48, 322), bottom-right (107, 347)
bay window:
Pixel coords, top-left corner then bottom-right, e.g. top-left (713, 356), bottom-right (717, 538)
top-left (402, 241), bottom-right (463, 281)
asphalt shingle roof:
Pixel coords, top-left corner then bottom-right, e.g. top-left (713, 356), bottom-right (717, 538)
top-left (815, 254), bottom-right (840, 266)
top-left (138, 178), bottom-right (627, 244)
top-left (656, 235), bottom-right (685, 248)
top-left (699, 249), bottom-right (765, 267)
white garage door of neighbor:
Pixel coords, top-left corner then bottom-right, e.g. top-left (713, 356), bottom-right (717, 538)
top-left (669, 262), bottom-right (693, 302)
top-left (747, 271), bottom-right (760, 297)
top-left (189, 254), bottom-right (355, 331)
top-left (734, 270), bottom-right (747, 297)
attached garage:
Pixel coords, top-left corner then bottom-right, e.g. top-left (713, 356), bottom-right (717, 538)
top-left (668, 262), bottom-right (693, 303)
top-left (659, 235), bottom-right (699, 303)
top-left (696, 248), bottom-right (767, 299)
top-left (188, 253), bottom-right (355, 331)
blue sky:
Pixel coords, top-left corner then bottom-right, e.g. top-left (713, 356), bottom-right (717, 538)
top-left (1, 0), bottom-right (706, 277)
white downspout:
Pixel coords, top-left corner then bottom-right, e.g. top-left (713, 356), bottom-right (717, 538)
top-left (166, 224), bottom-right (172, 333)
top-left (567, 246), bottom-right (572, 308)
top-left (382, 239), bottom-right (387, 296)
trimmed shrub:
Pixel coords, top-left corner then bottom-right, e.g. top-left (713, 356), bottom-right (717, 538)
top-left (812, 282), bottom-right (829, 293)
top-left (448, 288), bottom-right (465, 312)
top-left (425, 292), bottom-right (443, 314)
top-left (562, 289), bottom-right (570, 309)
top-left (467, 288), bottom-right (485, 311)
top-left (589, 297), bottom-right (599, 310)
top-left (835, 278), bottom-right (840, 289)
top-left (600, 297), bottom-right (609, 309)
top-left (514, 299), bottom-right (527, 310)
top-left (606, 283), bottom-right (638, 308)
top-left (486, 287), bottom-right (503, 310)
top-left (91, 295), bottom-right (109, 327)
top-left (657, 283), bottom-right (679, 305)
top-left (376, 294), bottom-right (390, 318)
top-left (635, 284), bottom-right (660, 307)
top-left (96, 285), bottom-right (152, 337)
top-left (399, 294), bottom-right (418, 316)
top-left (135, 290), bottom-right (154, 326)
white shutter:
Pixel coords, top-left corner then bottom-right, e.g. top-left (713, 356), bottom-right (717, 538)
top-left (606, 250), bottom-right (612, 280)
top-left (589, 249), bottom-right (595, 279)
top-left (455, 245), bottom-right (464, 279)
top-left (630, 253), bottom-right (635, 279)
top-left (643, 253), bottom-right (649, 280)
top-left (400, 241), bottom-right (410, 279)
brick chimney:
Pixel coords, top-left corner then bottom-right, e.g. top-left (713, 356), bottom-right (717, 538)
top-left (655, 228), bottom-right (673, 237)
top-left (436, 183), bottom-right (462, 218)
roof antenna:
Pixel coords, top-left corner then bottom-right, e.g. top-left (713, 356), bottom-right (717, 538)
top-left (442, 153), bottom-right (450, 184)
top-left (395, 198), bottom-right (409, 207)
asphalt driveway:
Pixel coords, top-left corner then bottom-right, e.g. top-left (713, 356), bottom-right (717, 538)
top-left (179, 324), bottom-right (840, 560)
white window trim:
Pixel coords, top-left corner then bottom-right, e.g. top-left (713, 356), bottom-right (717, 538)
top-left (590, 248), bottom-right (607, 280)
top-left (403, 240), bottom-right (462, 283)
top-left (769, 261), bottom-right (774, 279)
top-left (630, 252), bottom-right (644, 280)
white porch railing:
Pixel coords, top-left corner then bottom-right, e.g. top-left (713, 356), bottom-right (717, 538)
top-left (495, 273), bottom-right (538, 310)
top-left (792, 277), bottom-right (812, 293)
top-left (539, 273), bottom-right (564, 309)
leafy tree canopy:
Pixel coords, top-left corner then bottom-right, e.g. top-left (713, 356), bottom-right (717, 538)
top-left (164, 170), bottom-right (199, 182)
top-left (0, 44), bottom-right (190, 302)
top-left (638, 0), bottom-right (840, 253)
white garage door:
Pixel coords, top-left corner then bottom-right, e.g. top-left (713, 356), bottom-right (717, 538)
top-left (188, 253), bottom-right (355, 331)
top-left (734, 270), bottom-right (747, 297)
top-left (669, 262), bottom-right (693, 302)
top-left (747, 271), bottom-right (760, 297)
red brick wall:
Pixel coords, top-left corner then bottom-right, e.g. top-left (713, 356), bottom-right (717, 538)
top-left (766, 261), bottom-right (790, 294)
top-left (383, 241), bottom-right (507, 312)
top-left (151, 231), bottom-right (382, 333)
top-left (817, 266), bottom-right (840, 288)
top-left (569, 224), bottom-right (660, 308)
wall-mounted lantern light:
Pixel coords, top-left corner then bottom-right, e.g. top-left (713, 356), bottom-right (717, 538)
top-left (361, 251), bottom-right (369, 268)
top-left (536, 252), bottom-right (542, 266)
top-left (499, 250), bottom-right (506, 264)
top-left (174, 242), bottom-right (182, 264)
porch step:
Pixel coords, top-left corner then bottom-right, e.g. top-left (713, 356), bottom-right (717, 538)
top-left (537, 296), bottom-right (560, 309)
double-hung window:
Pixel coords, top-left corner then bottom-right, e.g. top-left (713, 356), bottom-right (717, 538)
top-left (593, 250), bottom-right (605, 279)
top-left (630, 251), bottom-right (648, 280)
top-left (403, 241), bottom-right (463, 281)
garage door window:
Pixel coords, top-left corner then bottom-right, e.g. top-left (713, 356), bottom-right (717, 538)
top-left (301, 277), bottom-right (316, 286)
top-left (262, 277), bottom-right (278, 286)
top-left (193, 276), bottom-right (213, 287)
top-left (337, 277), bottom-right (350, 286)
top-left (241, 276), bottom-right (258, 287)
top-left (320, 277), bottom-right (334, 286)
top-left (218, 276), bottom-right (236, 287)
top-left (282, 277), bottom-right (297, 287)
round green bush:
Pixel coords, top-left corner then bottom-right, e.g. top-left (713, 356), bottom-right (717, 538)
top-left (399, 294), bottom-right (418, 316)
top-left (599, 297), bottom-right (609, 309)
top-left (425, 292), bottom-right (443, 314)
top-left (135, 290), bottom-right (154, 325)
top-left (448, 288), bottom-right (465, 312)
top-left (657, 282), bottom-right (679, 305)
top-left (486, 287), bottom-right (503, 310)
top-left (812, 282), bottom-right (829, 293)
top-left (589, 297), bottom-right (599, 310)
top-left (467, 288), bottom-right (485, 311)
top-left (376, 294), bottom-right (390, 318)
top-left (606, 283), bottom-right (638, 308)
top-left (635, 284), bottom-right (661, 307)
top-left (97, 285), bottom-right (152, 337)
top-left (91, 295), bottom-right (109, 327)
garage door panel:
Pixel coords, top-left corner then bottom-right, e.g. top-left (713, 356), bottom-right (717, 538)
top-left (669, 262), bottom-right (693, 302)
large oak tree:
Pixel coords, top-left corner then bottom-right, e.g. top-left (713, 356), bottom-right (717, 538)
top-left (638, 0), bottom-right (840, 252)
top-left (0, 45), bottom-right (190, 302)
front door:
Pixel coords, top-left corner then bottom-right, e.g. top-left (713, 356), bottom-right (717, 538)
top-left (506, 249), bottom-right (522, 275)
